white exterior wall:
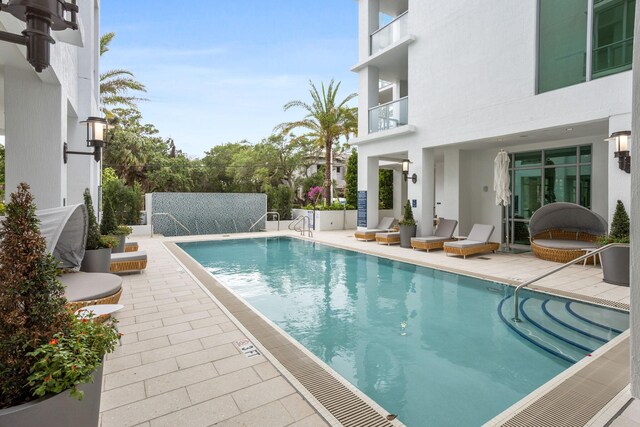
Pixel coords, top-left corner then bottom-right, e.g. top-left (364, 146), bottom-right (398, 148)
top-left (1, 1), bottom-right (101, 209)
top-left (354, 0), bottom-right (632, 242)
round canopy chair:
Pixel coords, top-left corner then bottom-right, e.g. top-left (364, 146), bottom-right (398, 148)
top-left (528, 202), bottom-right (607, 264)
top-left (36, 204), bottom-right (88, 271)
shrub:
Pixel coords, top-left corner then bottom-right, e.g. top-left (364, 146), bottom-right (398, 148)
top-left (267, 185), bottom-right (293, 220)
top-left (0, 183), bottom-right (71, 408)
top-left (100, 199), bottom-right (118, 236)
top-left (84, 189), bottom-right (116, 250)
top-left (610, 200), bottom-right (630, 241)
top-left (102, 174), bottom-right (142, 225)
top-left (345, 151), bottom-right (357, 207)
top-left (379, 169), bottom-right (394, 209)
top-left (399, 200), bottom-right (416, 226)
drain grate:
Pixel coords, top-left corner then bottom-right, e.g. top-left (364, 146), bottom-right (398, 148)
top-left (167, 243), bottom-right (397, 427)
top-left (477, 257), bottom-right (491, 260)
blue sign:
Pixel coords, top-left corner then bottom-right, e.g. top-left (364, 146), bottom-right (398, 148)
top-left (357, 191), bottom-right (367, 227)
top-left (412, 199), bottom-right (417, 208)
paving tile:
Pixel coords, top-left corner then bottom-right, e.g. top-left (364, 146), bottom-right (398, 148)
top-left (161, 310), bottom-right (210, 326)
top-left (215, 400), bottom-right (294, 427)
top-left (253, 361), bottom-right (280, 381)
top-left (109, 337), bottom-right (170, 360)
top-left (220, 321), bottom-right (239, 332)
top-left (168, 325), bottom-right (223, 345)
top-left (175, 343), bottom-right (239, 369)
top-left (157, 299), bottom-right (202, 312)
top-left (279, 393), bottom-right (316, 421)
top-left (119, 333), bottom-right (139, 345)
top-left (288, 414), bottom-right (329, 427)
top-left (140, 339), bottom-right (204, 364)
top-left (134, 297), bottom-right (178, 310)
top-left (231, 377), bottom-right (296, 412)
top-left (101, 388), bottom-right (191, 427)
top-left (145, 362), bottom-right (218, 397)
top-left (135, 308), bottom-right (183, 323)
top-left (104, 358), bottom-right (179, 390)
top-left (186, 367), bottom-right (262, 404)
top-left (181, 302), bottom-right (220, 314)
top-left (201, 330), bottom-right (246, 349)
top-left (214, 353), bottom-right (267, 376)
top-left (149, 394), bottom-right (239, 427)
top-left (137, 322), bottom-right (192, 342)
top-left (100, 381), bottom-right (146, 411)
top-left (116, 306), bottom-right (158, 320)
top-left (103, 353), bottom-right (142, 375)
top-left (118, 319), bottom-right (164, 335)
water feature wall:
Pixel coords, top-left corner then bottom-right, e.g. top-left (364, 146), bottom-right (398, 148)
top-left (149, 192), bottom-right (266, 236)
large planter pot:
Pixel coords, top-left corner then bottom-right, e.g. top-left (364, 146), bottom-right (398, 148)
top-left (81, 248), bottom-right (112, 273)
top-left (399, 224), bottom-right (417, 248)
top-left (0, 364), bottom-right (103, 427)
top-left (112, 235), bottom-right (126, 254)
top-left (600, 245), bottom-right (630, 286)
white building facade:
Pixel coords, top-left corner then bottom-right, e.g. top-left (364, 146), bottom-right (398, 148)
top-left (353, 0), bottom-right (634, 243)
top-left (1, 0), bottom-right (102, 210)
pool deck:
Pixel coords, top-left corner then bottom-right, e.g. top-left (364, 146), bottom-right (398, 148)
top-left (99, 230), bottom-right (633, 426)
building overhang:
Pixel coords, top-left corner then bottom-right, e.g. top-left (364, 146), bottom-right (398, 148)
top-left (351, 34), bottom-right (415, 79)
top-left (351, 124), bottom-right (416, 146)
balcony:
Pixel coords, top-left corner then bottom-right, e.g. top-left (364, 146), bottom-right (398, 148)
top-left (369, 97), bottom-right (408, 134)
top-left (370, 12), bottom-right (408, 55)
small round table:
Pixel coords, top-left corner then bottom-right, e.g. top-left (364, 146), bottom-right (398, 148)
top-left (582, 248), bottom-right (600, 266)
top-left (75, 304), bottom-right (124, 319)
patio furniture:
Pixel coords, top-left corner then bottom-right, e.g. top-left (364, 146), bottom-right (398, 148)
top-left (443, 224), bottom-right (499, 258)
top-left (36, 204), bottom-right (88, 271)
top-left (354, 217), bottom-right (396, 241)
top-left (59, 272), bottom-right (123, 312)
top-left (375, 231), bottom-right (400, 245)
top-left (110, 250), bottom-right (148, 273)
top-left (411, 218), bottom-right (458, 251)
top-left (529, 203), bottom-right (607, 264)
top-left (125, 241), bottom-right (139, 252)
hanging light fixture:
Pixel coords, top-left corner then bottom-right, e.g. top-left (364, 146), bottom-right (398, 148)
top-left (401, 159), bottom-right (417, 183)
top-left (605, 131), bottom-right (631, 173)
top-left (0, 0), bottom-right (78, 72)
top-left (63, 116), bottom-right (109, 163)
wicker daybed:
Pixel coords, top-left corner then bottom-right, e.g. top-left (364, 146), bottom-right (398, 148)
top-left (411, 218), bottom-right (458, 251)
top-left (125, 241), bottom-right (139, 252)
top-left (354, 217), bottom-right (395, 241)
top-left (529, 202), bottom-right (607, 264)
top-left (443, 224), bottom-right (499, 258)
top-left (59, 272), bottom-right (123, 312)
top-left (111, 250), bottom-right (148, 273)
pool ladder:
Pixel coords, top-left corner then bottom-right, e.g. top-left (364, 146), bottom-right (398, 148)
top-left (289, 215), bottom-right (313, 237)
top-left (513, 243), bottom-right (628, 322)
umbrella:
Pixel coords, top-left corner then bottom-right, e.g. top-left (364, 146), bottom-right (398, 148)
top-left (493, 150), bottom-right (511, 249)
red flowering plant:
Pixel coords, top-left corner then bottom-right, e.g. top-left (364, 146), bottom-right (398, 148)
top-left (307, 186), bottom-right (324, 207)
top-left (27, 311), bottom-right (119, 400)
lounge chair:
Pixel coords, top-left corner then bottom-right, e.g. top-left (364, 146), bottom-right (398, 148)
top-left (59, 272), bottom-right (123, 311)
top-left (375, 230), bottom-right (400, 245)
top-left (125, 241), bottom-right (139, 252)
top-left (529, 202), bottom-right (607, 264)
top-left (411, 218), bottom-right (458, 251)
top-left (110, 250), bottom-right (148, 274)
top-left (354, 217), bottom-right (396, 241)
top-left (443, 224), bottom-right (499, 258)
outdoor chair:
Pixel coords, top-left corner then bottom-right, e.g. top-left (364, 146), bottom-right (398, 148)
top-left (528, 202), bottom-right (607, 264)
top-left (59, 272), bottom-right (123, 312)
top-left (443, 224), bottom-right (499, 258)
top-left (354, 217), bottom-right (396, 241)
top-left (125, 241), bottom-right (139, 252)
top-left (411, 218), bottom-right (458, 251)
top-left (110, 250), bottom-right (148, 274)
top-left (375, 230), bottom-right (400, 245)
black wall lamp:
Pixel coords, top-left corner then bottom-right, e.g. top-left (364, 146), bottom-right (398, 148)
top-left (402, 159), bottom-right (417, 183)
top-left (64, 117), bottom-right (108, 163)
top-left (0, 0), bottom-right (78, 72)
top-left (605, 131), bottom-right (631, 173)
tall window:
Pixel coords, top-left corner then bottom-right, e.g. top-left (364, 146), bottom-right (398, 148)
top-left (592, 0), bottom-right (636, 78)
top-left (538, 0), bottom-right (635, 93)
top-left (508, 145), bottom-right (592, 245)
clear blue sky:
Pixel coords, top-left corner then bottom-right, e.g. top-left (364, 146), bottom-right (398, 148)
top-left (101, 1), bottom-right (359, 158)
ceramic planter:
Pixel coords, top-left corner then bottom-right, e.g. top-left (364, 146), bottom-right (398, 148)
top-left (0, 364), bottom-right (103, 427)
top-left (112, 235), bottom-right (126, 254)
top-left (600, 245), bottom-right (630, 286)
top-left (81, 248), bottom-right (112, 273)
top-left (399, 224), bottom-right (417, 248)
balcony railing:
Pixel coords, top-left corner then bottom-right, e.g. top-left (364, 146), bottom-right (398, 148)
top-left (370, 11), bottom-right (408, 55)
top-left (368, 97), bottom-right (408, 134)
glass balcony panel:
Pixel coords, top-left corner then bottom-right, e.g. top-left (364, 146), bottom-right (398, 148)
top-left (368, 97), bottom-right (408, 134)
top-left (370, 12), bottom-right (408, 55)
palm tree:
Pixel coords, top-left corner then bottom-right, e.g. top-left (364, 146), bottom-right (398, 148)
top-left (99, 32), bottom-right (147, 117)
top-left (277, 80), bottom-right (357, 203)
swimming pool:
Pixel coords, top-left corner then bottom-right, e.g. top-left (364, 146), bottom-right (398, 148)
top-left (178, 237), bottom-right (628, 426)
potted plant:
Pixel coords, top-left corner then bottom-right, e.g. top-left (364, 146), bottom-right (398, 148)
top-left (100, 199), bottom-right (132, 253)
top-left (81, 189), bottom-right (118, 273)
top-left (598, 200), bottom-right (630, 286)
top-left (0, 183), bottom-right (119, 426)
top-left (399, 200), bottom-right (417, 248)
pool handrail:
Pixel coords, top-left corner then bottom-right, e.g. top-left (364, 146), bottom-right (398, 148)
top-left (249, 212), bottom-right (280, 232)
top-left (513, 243), bottom-right (627, 322)
top-left (150, 212), bottom-right (191, 237)
top-left (290, 215), bottom-right (313, 237)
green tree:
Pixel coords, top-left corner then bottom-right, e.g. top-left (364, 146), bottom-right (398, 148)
top-left (399, 200), bottom-right (416, 226)
top-left (267, 185), bottom-right (294, 220)
top-left (610, 200), bottom-right (630, 241)
top-left (277, 79), bottom-right (357, 203)
top-left (100, 199), bottom-right (118, 235)
top-left (99, 33), bottom-right (147, 117)
top-left (83, 189), bottom-right (102, 250)
top-left (345, 150), bottom-right (357, 208)
top-left (379, 169), bottom-right (394, 209)
top-left (102, 170), bottom-right (142, 225)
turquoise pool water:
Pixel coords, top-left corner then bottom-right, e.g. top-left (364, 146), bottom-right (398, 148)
top-left (178, 237), bottom-right (628, 427)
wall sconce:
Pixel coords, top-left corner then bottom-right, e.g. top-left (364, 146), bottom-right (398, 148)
top-left (63, 117), bottom-right (109, 163)
top-left (0, 0), bottom-right (79, 72)
top-left (605, 131), bottom-right (631, 173)
top-left (401, 159), bottom-right (417, 183)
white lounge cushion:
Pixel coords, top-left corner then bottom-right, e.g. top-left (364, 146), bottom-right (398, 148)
top-left (376, 231), bottom-right (400, 238)
top-left (111, 250), bottom-right (147, 262)
top-left (534, 239), bottom-right (597, 250)
top-left (411, 236), bottom-right (449, 243)
top-left (444, 240), bottom-right (487, 249)
top-left (59, 272), bottom-right (122, 302)
top-left (466, 224), bottom-right (495, 243)
top-left (434, 219), bottom-right (458, 238)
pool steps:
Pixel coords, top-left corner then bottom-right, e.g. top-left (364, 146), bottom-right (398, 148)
top-left (498, 296), bottom-right (627, 363)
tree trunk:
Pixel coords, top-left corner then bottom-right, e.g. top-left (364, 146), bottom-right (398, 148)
top-left (324, 140), bottom-right (332, 204)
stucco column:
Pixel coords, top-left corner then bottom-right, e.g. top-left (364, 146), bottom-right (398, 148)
top-left (407, 147), bottom-right (435, 236)
top-left (359, 67), bottom-right (380, 136)
top-left (393, 168), bottom-right (404, 219)
top-left (629, 0), bottom-right (640, 399)
top-left (442, 148), bottom-right (461, 222)
top-left (358, 154), bottom-right (379, 229)
top-left (4, 66), bottom-right (66, 209)
top-left (608, 114), bottom-right (633, 224)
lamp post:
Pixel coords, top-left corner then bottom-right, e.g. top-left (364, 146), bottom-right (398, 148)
top-left (0, 0), bottom-right (79, 72)
top-left (605, 131), bottom-right (631, 173)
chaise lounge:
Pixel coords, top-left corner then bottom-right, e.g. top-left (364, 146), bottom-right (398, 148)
top-left (443, 224), bottom-right (499, 258)
top-left (125, 241), bottom-right (139, 252)
top-left (411, 218), bottom-right (458, 251)
top-left (354, 217), bottom-right (395, 241)
top-left (111, 250), bottom-right (148, 273)
top-left (529, 202), bottom-right (607, 264)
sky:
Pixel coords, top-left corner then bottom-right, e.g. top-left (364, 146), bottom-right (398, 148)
top-left (101, 1), bottom-right (359, 158)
